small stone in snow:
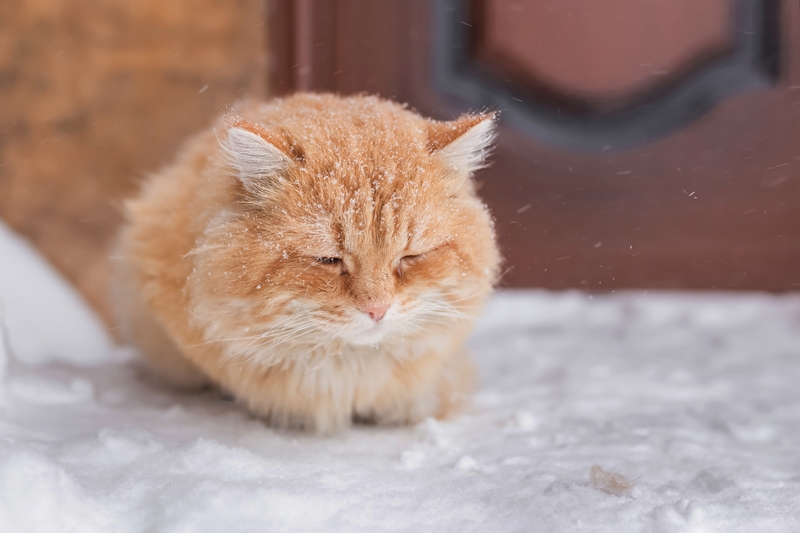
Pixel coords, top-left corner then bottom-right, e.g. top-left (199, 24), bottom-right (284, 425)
top-left (590, 465), bottom-right (634, 496)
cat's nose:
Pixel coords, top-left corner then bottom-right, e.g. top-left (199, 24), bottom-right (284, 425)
top-left (362, 303), bottom-right (391, 322)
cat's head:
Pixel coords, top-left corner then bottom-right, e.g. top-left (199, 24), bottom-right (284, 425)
top-left (195, 95), bottom-right (500, 349)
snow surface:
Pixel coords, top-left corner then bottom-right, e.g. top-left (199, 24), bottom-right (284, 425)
top-left (0, 221), bottom-right (111, 365)
top-left (2, 222), bottom-right (800, 532)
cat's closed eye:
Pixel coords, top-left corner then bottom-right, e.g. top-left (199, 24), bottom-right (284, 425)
top-left (397, 252), bottom-right (427, 277)
top-left (315, 256), bottom-right (347, 275)
top-left (401, 244), bottom-right (445, 266)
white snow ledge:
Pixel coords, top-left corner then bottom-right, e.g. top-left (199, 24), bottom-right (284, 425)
top-left (0, 220), bottom-right (112, 366)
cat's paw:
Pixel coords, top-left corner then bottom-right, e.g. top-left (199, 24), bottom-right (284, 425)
top-left (356, 390), bottom-right (439, 427)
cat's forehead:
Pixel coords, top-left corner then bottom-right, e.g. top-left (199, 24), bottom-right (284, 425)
top-left (353, 196), bottom-right (446, 256)
top-left (262, 96), bottom-right (430, 163)
top-left (302, 127), bottom-right (429, 177)
top-left (283, 174), bottom-right (445, 257)
top-left (291, 127), bottom-right (441, 212)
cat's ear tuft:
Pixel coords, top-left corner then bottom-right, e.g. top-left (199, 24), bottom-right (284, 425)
top-left (427, 113), bottom-right (497, 175)
top-left (223, 120), bottom-right (293, 192)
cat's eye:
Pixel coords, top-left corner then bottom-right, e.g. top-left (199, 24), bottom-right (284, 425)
top-left (314, 256), bottom-right (347, 275)
top-left (315, 257), bottom-right (341, 265)
top-left (397, 253), bottom-right (425, 277)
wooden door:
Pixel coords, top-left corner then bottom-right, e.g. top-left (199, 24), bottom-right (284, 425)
top-left (268, 0), bottom-right (800, 290)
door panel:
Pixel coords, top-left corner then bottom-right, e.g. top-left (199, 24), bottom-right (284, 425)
top-left (476, 0), bottom-right (733, 103)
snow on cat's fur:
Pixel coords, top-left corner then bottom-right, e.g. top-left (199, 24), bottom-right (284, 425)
top-left (114, 93), bottom-right (500, 432)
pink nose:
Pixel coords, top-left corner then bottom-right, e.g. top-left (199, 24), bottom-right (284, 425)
top-left (362, 303), bottom-right (391, 322)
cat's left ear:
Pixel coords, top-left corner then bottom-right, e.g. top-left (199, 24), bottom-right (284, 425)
top-left (427, 113), bottom-right (497, 176)
top-left (223, 119), bottom-right (295, 193)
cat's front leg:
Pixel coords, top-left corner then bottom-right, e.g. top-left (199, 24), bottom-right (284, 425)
top-left (357, 349), bottom-right (476, 426)
top-left (431, 348), bottom-right (476, 419)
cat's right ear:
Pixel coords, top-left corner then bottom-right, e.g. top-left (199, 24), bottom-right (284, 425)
top-left (223, 120), bottom-right (293, 193)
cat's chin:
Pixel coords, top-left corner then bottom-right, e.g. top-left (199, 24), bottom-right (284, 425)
top-left (337, 324), bottom-right (390, 347)
top-left (341, 332), bottom-right (386, 347)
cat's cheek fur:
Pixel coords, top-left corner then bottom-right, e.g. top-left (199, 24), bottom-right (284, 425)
top-left (114, 93), bottom-right (500, 433)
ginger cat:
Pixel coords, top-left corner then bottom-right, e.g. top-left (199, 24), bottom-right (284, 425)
top-left (114, 93), bottom-right (500, 432)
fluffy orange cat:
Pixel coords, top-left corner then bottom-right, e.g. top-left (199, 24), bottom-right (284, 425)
top-left (114, 93), bottom-right (500, 432)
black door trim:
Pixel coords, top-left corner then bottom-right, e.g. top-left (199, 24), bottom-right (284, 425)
top-left (434, 0), bottom-right (781, 151)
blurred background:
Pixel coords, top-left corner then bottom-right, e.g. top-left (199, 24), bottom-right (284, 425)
top-left (0, 0), bottom-right (798, 326)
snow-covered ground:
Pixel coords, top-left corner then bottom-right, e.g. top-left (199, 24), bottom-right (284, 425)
top-left (1, 220), bottom-right (799, 532)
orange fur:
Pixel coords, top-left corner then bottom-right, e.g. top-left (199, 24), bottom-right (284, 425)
top-left (113, 93), bottom-right (501, 432)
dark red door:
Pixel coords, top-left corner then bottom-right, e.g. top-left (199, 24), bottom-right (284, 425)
top-left (269, 0), bottom-right (800, 290)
